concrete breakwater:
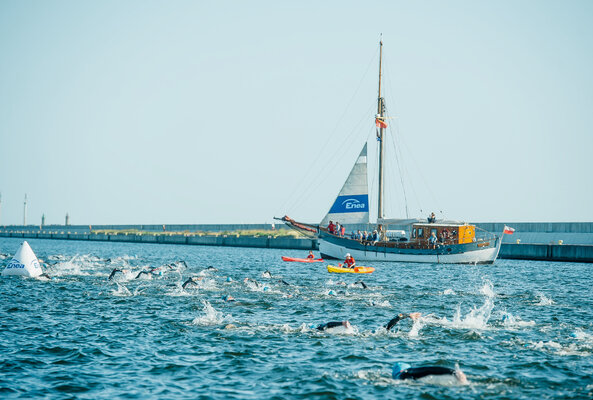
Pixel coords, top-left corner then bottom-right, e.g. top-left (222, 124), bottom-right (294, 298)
top-left (0, 230), bottom-right (316, 251)
top-left (1, 230), bottom-right (592, 263)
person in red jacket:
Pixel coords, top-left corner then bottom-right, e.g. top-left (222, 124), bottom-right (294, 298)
top-left (328, 221), bottom-right (335, 234)
top-left (307, 251), bottom-right (315, 259)
top-left (343, 253), bottom-right (356, 269)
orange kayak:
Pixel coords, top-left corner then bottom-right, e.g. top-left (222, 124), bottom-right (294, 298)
top-left (282, 256), bottom-right (324, 263)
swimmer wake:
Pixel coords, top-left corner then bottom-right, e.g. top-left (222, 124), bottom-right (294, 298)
top-left (276, 40), bottom-right (508, 264)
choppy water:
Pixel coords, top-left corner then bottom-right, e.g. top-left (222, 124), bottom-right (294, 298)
top-left (1, 237), bottom-right (592, 399)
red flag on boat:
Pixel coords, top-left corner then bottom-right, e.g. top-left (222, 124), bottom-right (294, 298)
top-left (503, 225), bottom-right (515, 235)
top-left (375, 117), bottom-right (388, 129)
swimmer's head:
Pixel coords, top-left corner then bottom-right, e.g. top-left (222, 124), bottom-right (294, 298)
top-left (392, 362), bottom-right (411, 379)
top-left (226, 277), bottom-right (232, 282)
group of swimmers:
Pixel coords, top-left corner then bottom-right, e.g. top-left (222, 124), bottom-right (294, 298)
top-left (316, 312), bottom-right (467, 383)
top-left (106, 254), bottom-right (468, 385)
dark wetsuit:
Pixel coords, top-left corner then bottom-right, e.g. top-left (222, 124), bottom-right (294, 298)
top-left (182, 278), bottom-right (199, 289)
top-left (354, 280), bottom-right (368, 289)
top-left (386, 314), bottom-right (412, 331)
top-left (135, 271), bottom-right (151, 279)
top-left (316, 321), bottom-right (346, 331)
top-left (279, 279), bottom-right (290, 286)
top-left (395, 366), bottom-right (456, 380)
top-left (108, 268), bottom-right (122, 280)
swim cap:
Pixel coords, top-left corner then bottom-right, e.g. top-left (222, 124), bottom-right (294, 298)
top-left (226, 277), bottom-right (232, 282)
top-left (392, 362), bottom-right (411, 379)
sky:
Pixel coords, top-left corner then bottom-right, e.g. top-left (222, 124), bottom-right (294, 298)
top-left (1, 0), bottom-right (592, 226)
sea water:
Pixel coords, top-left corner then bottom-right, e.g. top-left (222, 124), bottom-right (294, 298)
top-left (0, 237), bottom-right (592, 399)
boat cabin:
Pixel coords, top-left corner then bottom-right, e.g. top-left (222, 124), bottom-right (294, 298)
top-left (410, 223), bottom-right (475, 245)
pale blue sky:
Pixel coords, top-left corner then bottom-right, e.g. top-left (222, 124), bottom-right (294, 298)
top-left (1, 0), bottom-right (592, 226)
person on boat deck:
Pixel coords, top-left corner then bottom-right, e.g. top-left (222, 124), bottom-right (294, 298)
top-left (429, 232), bottom-right (438, 248)
top-left (428, 212), bottom-right (436, 223)
top-left (307, 251), bottom-right (315, 259)
top-left (340, 224), bottom-right (346, 237)
top-left (440, 229), bottom-right (449, 244)
top-left (328, 221), bottom-right (335, 234)
top-left (344, 253), bottom-right (356, 269)
top-left (356, 230), bottom-right (362, 240)
top-left (335, 222), bottom-right (341, 236)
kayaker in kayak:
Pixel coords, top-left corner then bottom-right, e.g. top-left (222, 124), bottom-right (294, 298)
top-left (307, 251), bottom-right (315, 259)
top-left (392, 362), bottom-right (468, 384)
top-left (385, 313), bottom-right (421, 331)
top-left (343, 254), bottom-right (356, 269)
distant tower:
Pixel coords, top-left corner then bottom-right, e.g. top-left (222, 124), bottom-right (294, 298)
top-left (65, 213), bottom-right (70, 226)
top-left (23, 194), bottom-right (27, 226)
top-left (41, 213), bottom-right (45, 228)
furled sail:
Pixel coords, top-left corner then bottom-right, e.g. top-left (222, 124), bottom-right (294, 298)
top-left (321, 144), bottom-right (370, 226)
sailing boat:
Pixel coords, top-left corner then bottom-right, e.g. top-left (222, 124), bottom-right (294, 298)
top-left (278, 40), bottom-right (503, 264)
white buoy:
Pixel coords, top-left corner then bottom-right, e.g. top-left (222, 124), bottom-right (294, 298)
top-left (2, 241), bottom-right (43, 278)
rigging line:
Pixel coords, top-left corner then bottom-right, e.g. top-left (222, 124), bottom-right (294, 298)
top-left (287, 110), bottom-right (375, 220)
top-left (382, 56), bottom-right (440, 217)
top-left (276, 46), bottom-right (380, 217)
top-left (283, 102), bottom-right (376, 217)
top-left (386, 111), bottom-right (409, 218)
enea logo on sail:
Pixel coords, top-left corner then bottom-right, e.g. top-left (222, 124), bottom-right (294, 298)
top-left (329, 195), bottom-right (369, 214)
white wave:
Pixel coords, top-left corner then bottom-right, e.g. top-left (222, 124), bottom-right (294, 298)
top-left (572, 329), bottom-right (593, 343)
top-left (325, 279), bottom-right (347, 286)
top-left (534, 292), bottom-right (554, 306)
top-left (442, 288), bottom-right (456, 295)
top-left (408, 318), bottom-right (424, 338)
top-left (479, 280), bottom-right (495, 298)
top-left (111, 283), bottom-right (132, 297)
top-left (499, 311), bottom-right (536, 328)
top-left (192, 301), bottom-right (232, 326)
top-left (368, 299), bottom-right (392, 308)
top-left (530, 340), bottom-right (592, 357)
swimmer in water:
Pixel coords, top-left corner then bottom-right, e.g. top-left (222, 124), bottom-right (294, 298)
top-left (278, 279), bottom-right (290, 286)
top-left (108, 268), bottom-right (127, 280)
top-left (182, 276), bottom-right (204, 289)
top-left (222, 294), bottom-right (235, 302)
top-left (353, 280), bottom-right (368, 289)
top-left (385, 313), bottom-right (422, 331)
top-left (392, 362), bottom-right (468, 384)
top-left (244, 277), bottom-right (261, 287)
top-left (206, 266), bottom-right (218, 271)
top-left (135, 270), bottom-right (152, 279)
top-left (262, 270), bottom-right (272, 279)
top-left (315, 321), bottom-right (352, 331)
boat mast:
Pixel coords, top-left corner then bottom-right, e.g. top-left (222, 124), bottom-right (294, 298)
top-left (377, 39), bottom-right (385, 221)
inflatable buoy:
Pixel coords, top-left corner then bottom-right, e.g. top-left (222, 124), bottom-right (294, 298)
top-left (2, 241), bottom-right (43, 278)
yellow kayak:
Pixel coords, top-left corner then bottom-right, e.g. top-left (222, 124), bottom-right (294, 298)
top-left (327, 265), bottom-right (375, 274)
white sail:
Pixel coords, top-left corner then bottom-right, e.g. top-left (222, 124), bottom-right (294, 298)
top-left (321, 144), bottom-right (370, 226)
top-left (2, 241), bottom-right (43, 278)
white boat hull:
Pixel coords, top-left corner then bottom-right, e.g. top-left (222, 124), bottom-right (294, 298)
top-left (319, 238), bottom-right (501, 264)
